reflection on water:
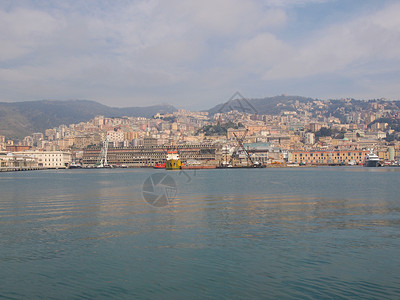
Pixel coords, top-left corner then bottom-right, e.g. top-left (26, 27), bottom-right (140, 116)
top-left (1, 168), bottom-right (400, 299)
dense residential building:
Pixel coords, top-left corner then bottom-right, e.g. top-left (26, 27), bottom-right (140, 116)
top-left (304, 132), bottom-right (315, 145)
top-left (1, 97), bottom-right (400, 167)
top-left (0, 135), bottom-right (5, 151)
top-left (6, 145), bottom-right (31, 152)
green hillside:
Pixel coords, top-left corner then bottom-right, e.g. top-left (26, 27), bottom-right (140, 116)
top-left (0, 100), bottom-right (176, 140)
top-left (207, 95), bottom-right (314, 115)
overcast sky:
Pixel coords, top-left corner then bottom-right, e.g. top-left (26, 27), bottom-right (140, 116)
top-left (1, 0), bottom-right (399, 110)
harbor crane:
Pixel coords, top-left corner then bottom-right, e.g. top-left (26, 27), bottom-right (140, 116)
top-left (96, 136), bottom-right (109, 168)
top-left (228, 129), bottom-right (257, 167)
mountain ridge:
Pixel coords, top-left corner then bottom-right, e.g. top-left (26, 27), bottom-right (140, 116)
top-left (207, 95), bottom-right (315, 115)
top-left (207, 95), bottom-right (400, 116)
top-left (0, 99), bottom-right (177, 139)
top-left (2, 95), bottom-right (400, 140)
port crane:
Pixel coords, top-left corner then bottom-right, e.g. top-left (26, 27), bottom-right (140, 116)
top-left (96, 137), bottom-right (109, 167)
top-left (229, 129), bottom-right (256, 167)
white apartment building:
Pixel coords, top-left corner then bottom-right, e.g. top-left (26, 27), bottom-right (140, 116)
top-left (304, 132), bottom-right (315, 145)
top-left (107, 130), bottom-right (125, 147)
top-left (14, 151), bottom-right (72, 169)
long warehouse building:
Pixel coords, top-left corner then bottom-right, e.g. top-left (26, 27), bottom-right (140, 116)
top-left (82, 144), bottom-right (218, 167)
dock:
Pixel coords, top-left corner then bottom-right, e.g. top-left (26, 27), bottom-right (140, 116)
top-left (0, 166), bottom-right (44, 172)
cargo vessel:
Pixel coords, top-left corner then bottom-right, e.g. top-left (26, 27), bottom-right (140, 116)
top-left (166, 151), bottom-right (182, 170)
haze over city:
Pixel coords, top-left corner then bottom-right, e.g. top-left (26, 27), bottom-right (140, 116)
top-left (1, 0), bottom-right (400, 110)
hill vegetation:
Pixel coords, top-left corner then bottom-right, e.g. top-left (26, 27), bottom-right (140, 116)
top-left (208, 95), bottom-right (314, 115)
top-left (196, 122), bottom-right (243, 136)
top-left (0, 100), bottom-right (176, 139)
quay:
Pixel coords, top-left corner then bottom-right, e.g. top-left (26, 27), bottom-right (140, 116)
top-left (0, 166), bottom-right (44, 172)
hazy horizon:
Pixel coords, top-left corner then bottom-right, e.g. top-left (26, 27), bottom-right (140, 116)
top-left (0, 93), bottom-right (398, 112)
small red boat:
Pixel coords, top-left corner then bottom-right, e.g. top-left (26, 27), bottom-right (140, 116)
top-left (153, 162), bottom-right (166, 169)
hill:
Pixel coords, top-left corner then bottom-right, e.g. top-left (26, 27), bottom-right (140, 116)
top-left (0, 100), bottom-right (176, 139)
top-left (207, 95), bottom-right (314, 115)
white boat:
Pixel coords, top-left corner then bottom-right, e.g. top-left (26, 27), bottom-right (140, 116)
top-left (363, 150), bottom-right (380, 167)
top-left (68, 162), bottom-right (82, 169)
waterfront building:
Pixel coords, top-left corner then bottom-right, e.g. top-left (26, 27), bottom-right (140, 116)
top-left (82, 144), bottom-right (218, 167)
top-left (0, 153), bottom-right (38, 168)
top-left (291, 150), bottom-right (369, 165)
top-left (14, 151), bottom-right (72, 169)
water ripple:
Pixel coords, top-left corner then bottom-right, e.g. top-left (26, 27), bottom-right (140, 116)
top-left (1, 168), bottom-right (400, 299)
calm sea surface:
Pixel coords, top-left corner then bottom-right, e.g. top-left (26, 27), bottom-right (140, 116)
top-left (1, 167), bottom-right (400, 299)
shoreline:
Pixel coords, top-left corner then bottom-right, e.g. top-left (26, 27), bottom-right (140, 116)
top-left (2, 164), bottom-right (400, 172)
top-left (0, 166), bottom-right (45, 172)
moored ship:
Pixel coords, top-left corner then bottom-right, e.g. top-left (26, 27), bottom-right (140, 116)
top-left (166, 151), bottom-right (182, 170)
top-left (363, 150), bottom-right (380, 167)
top-left (68, 162), bottom-right (82, 169)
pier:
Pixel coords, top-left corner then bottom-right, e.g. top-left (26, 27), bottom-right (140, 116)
top-left (0, 166), bottom-right (43, 172)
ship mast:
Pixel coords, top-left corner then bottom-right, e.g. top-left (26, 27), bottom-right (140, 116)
top-left (103, 137), bottom-right (109, 166)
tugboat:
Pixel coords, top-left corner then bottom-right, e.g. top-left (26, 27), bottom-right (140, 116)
top-left (363, 150), bottom-right (380, 167)
top-left (166, 151), bottom-right (181, 170)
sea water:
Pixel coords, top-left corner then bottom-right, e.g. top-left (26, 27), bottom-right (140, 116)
top-left (1, 167), bottom-right (400, 299)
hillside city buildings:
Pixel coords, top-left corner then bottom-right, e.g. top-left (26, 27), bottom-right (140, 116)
top-left (1, 98), bottom-right (400, 169)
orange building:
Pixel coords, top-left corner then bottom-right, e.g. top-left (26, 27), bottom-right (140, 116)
top-left (291, 150), bottom-right (369, 165)
top-left (6, 145), bottom-right (31, 152)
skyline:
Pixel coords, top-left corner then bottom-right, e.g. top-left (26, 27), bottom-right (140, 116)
top-left (1, 0), bottom-right (400, 110)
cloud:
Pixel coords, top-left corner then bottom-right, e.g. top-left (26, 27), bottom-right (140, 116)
top-left (0, 8), bottom-right (61, 61)
top-left (0, 0), bottom-right (399, 106)
top-left (173, 0), bottom-right (287, 35)
top-left (263, 0), bottom-right (333, 7)
top-left (0, 1), bottom-right (288, 94)
top-left (230, 33), bottom-right (292, 73)
top-left (255, 2), bottom-right (400, 82)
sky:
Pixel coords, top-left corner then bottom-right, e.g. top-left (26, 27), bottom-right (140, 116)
top-left (0, 0), bottom-right (400, 110)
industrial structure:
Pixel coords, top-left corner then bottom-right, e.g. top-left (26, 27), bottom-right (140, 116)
top-left (82, 144), bottom-right (218, 167)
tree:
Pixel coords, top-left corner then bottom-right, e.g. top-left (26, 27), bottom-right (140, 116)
top-left (315, 127), bottom-right (332, 138)
top-left (196, 122), bottom-right (240, 136)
